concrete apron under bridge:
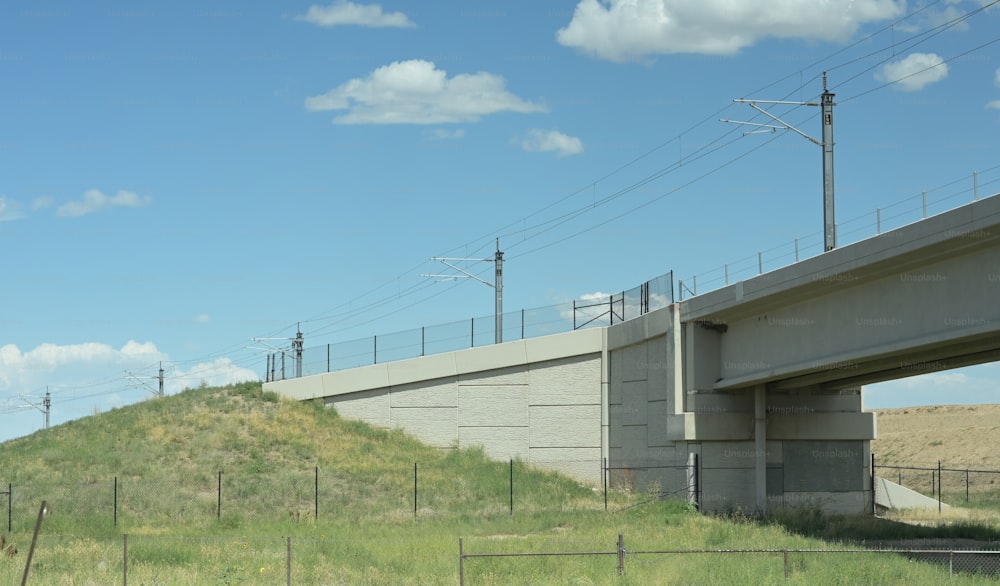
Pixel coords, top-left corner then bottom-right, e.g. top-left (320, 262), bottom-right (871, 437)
top-left (266, 194), bottom-right (1000, 515)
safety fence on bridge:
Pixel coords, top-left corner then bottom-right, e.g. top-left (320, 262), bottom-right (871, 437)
top-left (266, 271), bottom-right (674, 381)
top-left (266, 168), bottom-right (1000, 380)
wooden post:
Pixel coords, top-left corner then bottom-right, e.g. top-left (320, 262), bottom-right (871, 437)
top-left (20, 500), bottom-right (47, 586)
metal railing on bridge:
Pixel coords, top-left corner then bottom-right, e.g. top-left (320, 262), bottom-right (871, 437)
top-left (266, 271), bottom-right (674, 381)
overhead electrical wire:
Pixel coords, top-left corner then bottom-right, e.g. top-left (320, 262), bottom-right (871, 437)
top-left (6, 0), bottom-right (998, 417)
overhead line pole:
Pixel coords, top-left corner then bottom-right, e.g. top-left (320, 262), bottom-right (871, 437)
top-left (722, 73), bottom-right (838, 251)
top-left (425, 238), bottom-right (505, 344)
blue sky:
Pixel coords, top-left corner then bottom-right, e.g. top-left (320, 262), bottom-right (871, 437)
top-left (2, 0), bottom-right (1000, 441)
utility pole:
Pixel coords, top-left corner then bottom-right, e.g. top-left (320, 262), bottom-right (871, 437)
top-left (252, 326), bottom-right (304, 380)
top-left (494, 241), bottom-right (503, 344)
top-left (125, 366), bottom-right (166, 397)
top-left (293, 324), bottom-right (304, 378)
top-left (425, 238), bottom-right (505, 344)
top-left (722, 73), bottom-right (838, 251)
top-left (17, 390), bottom-right (51, 430)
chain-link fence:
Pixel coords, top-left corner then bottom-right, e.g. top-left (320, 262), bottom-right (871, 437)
top-left (3, 458), bottom-right (663, 535)
top-left (459, 536), bottom-right (1000, 584)
top-left (268, 271), bottom-right (674, 381)
top-left (1, 532), bottom-right (461, 585)
top-left (874, 459), bottom-right (1000, 509)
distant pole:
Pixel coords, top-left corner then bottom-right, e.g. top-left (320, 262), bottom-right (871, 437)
top-left (43, 391), bottom-right (50, 430)
top-left (724, 74), bottom-right (837, 252)
top-left (424, 238), bottom-right (505, 345)
top-left (821, 74), bottom-right (836, 251)
top-left (293, 324), bottom-right (304, 379)
top-left (158, 362), bottom-right (165, 397)
top-left (495, 239), bottom-right (503, 344)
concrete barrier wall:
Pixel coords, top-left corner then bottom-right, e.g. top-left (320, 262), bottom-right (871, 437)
top-left (266, 328), bottom-right (607, 484)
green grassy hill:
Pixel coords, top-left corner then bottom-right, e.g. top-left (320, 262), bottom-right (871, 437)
top-left (1, 383), bottom-right (997, 584)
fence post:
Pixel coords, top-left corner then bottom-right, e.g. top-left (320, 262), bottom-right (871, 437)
top-left (870, 454), bottom-right (876, 516)
top-left (217, 471), bottom-right (222, 520)
top-left (327, 344), bottom-right (331, 373)
top-left (687, 453), bottom-right (699, 509)
top-left (413, 463), bottom-right (418, 517)
top-left (509, 459), bottom-right (513, 516)
top-left (123, 533), bottom-right (128, 586)
top-left (5, 483), bottom-right (10, 533)
top-left (315, 466), bottom-right (319, 521)
top-left (20, 500), bottom-right (47, 586)
top-left (938, 460), bottom-right (942, 515)
top-left (603, 457), bottom-right (608, 512)
top-left (459, 537), bottom-right (465, 586)
top-left (286, 536), bottom-right (292, 586)
top-left (783, 549), bottom-right (789, 581)
top-left (114, 476), bottom-right (118, 528)
top-left (966, 469), bottom-right (970, 503)
top-left (617, 532), bottom-right (625, 575)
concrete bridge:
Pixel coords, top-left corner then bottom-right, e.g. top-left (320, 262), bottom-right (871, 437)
top-left (266, 193), bottom-right (1000, 514)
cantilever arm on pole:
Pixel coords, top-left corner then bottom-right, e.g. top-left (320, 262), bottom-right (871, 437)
top-left (427, 258), bottom-right (496, 288)
top-left (732, 100), bottom-right (822, 146)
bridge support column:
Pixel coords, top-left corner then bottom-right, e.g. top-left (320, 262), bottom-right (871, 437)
top-left (754, 384), bottom-right (767, 515)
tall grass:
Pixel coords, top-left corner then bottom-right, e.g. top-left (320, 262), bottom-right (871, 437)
top-left (2, 383), bottom-right (999, 584)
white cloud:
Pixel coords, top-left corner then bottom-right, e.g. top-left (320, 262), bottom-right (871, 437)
top-left (57, 189), bottom-right (152, 217)
top-left (298, 1), bottom-right (415, 28)
top-left (0, 340), bottom-right (163, 388)
top-left (0, 195), bottom-right (25, 222)
top-left (428, 128), bottom-right (466, 140)
top-left (193, 314), bottom-right (211, 324)
top-left (875, 53), bottom-right (949, 91)
top-left (556, 0), bottom-right (905, 62)
top-left (305, 60), bottom-right (546, 124)
top-left (995, 68), bottom-right (1000, 87)
top-left (988, 100), bottom-right (1000, 110)
top-left (167, 358), bottom-right (258, 393)
top-left (32, 195), bottom-right (54, 211)
top-left (520, 129), bottom-right (584, 157)
top-left (0, 340), bottom-right (260, 440)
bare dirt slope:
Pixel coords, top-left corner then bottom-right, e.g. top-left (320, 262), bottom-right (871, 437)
top-left (870, 404), bottom-right (1000, 469)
